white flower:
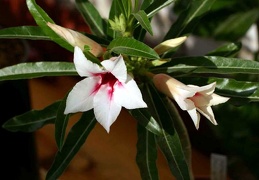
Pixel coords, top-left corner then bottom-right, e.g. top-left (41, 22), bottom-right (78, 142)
top-left (47, 22), bottom-right (103, 57)
top-left (153, 74), bottom-right (229, 129)
top-left (64, 46), bottom-right (147, 132)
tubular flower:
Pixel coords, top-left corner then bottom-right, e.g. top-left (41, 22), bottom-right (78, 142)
top-left (64, 46), bottom-right (147, 132)
top-left (153, 74), bottom-right (229, 129)
top-left (47, 22), bottom-right (103, 57)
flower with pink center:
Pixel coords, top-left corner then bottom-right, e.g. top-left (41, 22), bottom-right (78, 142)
top-left (64, 46), bottom-right (147, 132)
top-left (153, 74), bottom-right (229, 129)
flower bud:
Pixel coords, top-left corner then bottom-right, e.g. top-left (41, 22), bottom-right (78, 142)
top-left (47, 22), bottom-right (103, 57)
top-left (153, 36), bottom-right (187, 55)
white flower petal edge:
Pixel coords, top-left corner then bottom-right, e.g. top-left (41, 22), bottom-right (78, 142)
top-left (74, 46), bottom-right (103, 77)
top-left (65, 46), bottom-right (147, 133)
top-left (153, 73), bottom-right (229, 129)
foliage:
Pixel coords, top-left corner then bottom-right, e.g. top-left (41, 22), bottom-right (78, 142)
top-left (0, 0), bottom-right (259, 179)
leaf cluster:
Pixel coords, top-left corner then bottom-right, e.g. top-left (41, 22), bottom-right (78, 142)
top-left (0, 0), bottom-right (259, 179)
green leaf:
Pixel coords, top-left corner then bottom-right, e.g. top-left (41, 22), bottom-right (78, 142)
top-left (75, 0), bottom-right (106, 38)
top-left (162, 98), bottom-right (193, 177)
top-left (151, 56), bottom-right (259, 75)
top-left (164, 0), bottom-right (216, 39)
top-left (136, 124), bottom-right (159, 180)
top-left (46, 111), bottom-right (96, 180)
top-left (26, 0), bottom-right (73, 51)
top-left (143, 83), bottom-right (191, 179)
top-left (130, 108), bottom-right (162, 136)
top-left (0, 62), bottom-right (77, 81)
top-left (133, 10), bottom-right (153, 35)
top-left (55, 95), bottom-right (70, 150)
top-left (214, 9), bottom-right (259, 41)
top-left (2, 101), bottom-right (60, 132)
top-left (145, 0), bottom-right (176, 18)
top-left (118, 0), bottom-right (132, 19)
top-left (107, 37), bottom-right (159, 59)
top-left (108, 0), bottom-right (122, 38)
top-left (0, 26), bottom-right (50, 40)
top-left (206, 42), bottom-right (242, 57)
top-left (208, 77), bottom-right (259, 102)
top-left (140, 0), bottom-right (154, 10)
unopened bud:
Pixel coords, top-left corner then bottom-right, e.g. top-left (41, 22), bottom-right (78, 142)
top-left (154, 36), bottom-right (187, 55)
top-left (47, 22), bottom-right (103, 57)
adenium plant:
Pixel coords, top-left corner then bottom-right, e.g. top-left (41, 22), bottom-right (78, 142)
top-left (0, 0), bottom-right (259, 179)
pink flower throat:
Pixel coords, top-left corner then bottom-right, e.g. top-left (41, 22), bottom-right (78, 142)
top-left (100, 72), bottom-right (118, 86)
top-left (91, 72), bottom-right (119, 100)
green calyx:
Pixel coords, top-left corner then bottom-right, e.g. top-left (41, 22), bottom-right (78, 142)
top-left (125, 56), bottom-right (151, 77)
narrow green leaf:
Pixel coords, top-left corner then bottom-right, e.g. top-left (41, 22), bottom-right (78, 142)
top-left (46, 111), bottom-right (96, 180)
top-left (75, 0), bottom-right (106, 37)
top-left (162, 98), bottom-right (193, 178)
top-left (130, 108), bottom-right (162, 136)
top-left (108, 0), bottom-right (121, 38)
top-left (133, 10), bottom-right (153, 35)
top-left (118, 0), bottom-right (132, 19)
top-left (0, 62), bottom-right (77, 81)
top-left (26, 0), bottom-right (73, 51)
top-left (206, 42), bottom-right (242, 57)
top-left (145, 0), bottom-right (176, 18)
top-left (136, 124), bottom-right (159, 180)
top-left (0, 26), bottom-right (50, 40)
top-left (107, 37), bottom-right (159, 59)
top-left (151, 56), bottom-right (259, 75)
top-left (208, 77), bottom-right (259, 102)
top-left (140, 0), bottom-right (154, 10)
top-left (55, 95), bottom-right (70, 150)
top-left (143, 83), bottom-right (191, 179)
top-left (2, 101), bottom-right (60, 132)
top-left (164, 0), bottom-right (216, 39)
top-left (214, 9), bottom-right (259, 41)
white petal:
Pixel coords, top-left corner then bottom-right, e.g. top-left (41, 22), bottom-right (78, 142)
top-left (93, 85), bottom-right (122, 133)
top-left (114, 75), bottom-right (147, 109)
top-left (188, 82), bottom-right (216, 95)
top-left (101, 55), bottom-right (127, 82)
top-left (64, 77), bottom-right (99, 114)
top-left (209, 93), bottom-right (230, 106)
top-left (187, 108), bottom-right (200, 129)
top-left (173, 90), bottom-right (195, 110)
top-left (74, 46), bottom-right (103, 77)
top-left (189, 93), bottom-right (211, 107)
top-left (197, 106), bottom-right (217, 125)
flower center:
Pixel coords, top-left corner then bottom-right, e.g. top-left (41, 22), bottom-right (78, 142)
top-left (100, 72), bottom-right (118, 86)
top-left (189, 92), bottom-right (209, 107)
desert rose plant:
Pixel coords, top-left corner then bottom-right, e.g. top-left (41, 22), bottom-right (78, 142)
top-left (0, 0), bottom-right (259, 179)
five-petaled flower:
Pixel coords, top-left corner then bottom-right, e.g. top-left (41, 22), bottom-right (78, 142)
top-left (64, 46), bottom-right (147, 132)
top-left (153, 74), bottom-right (229, 129)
